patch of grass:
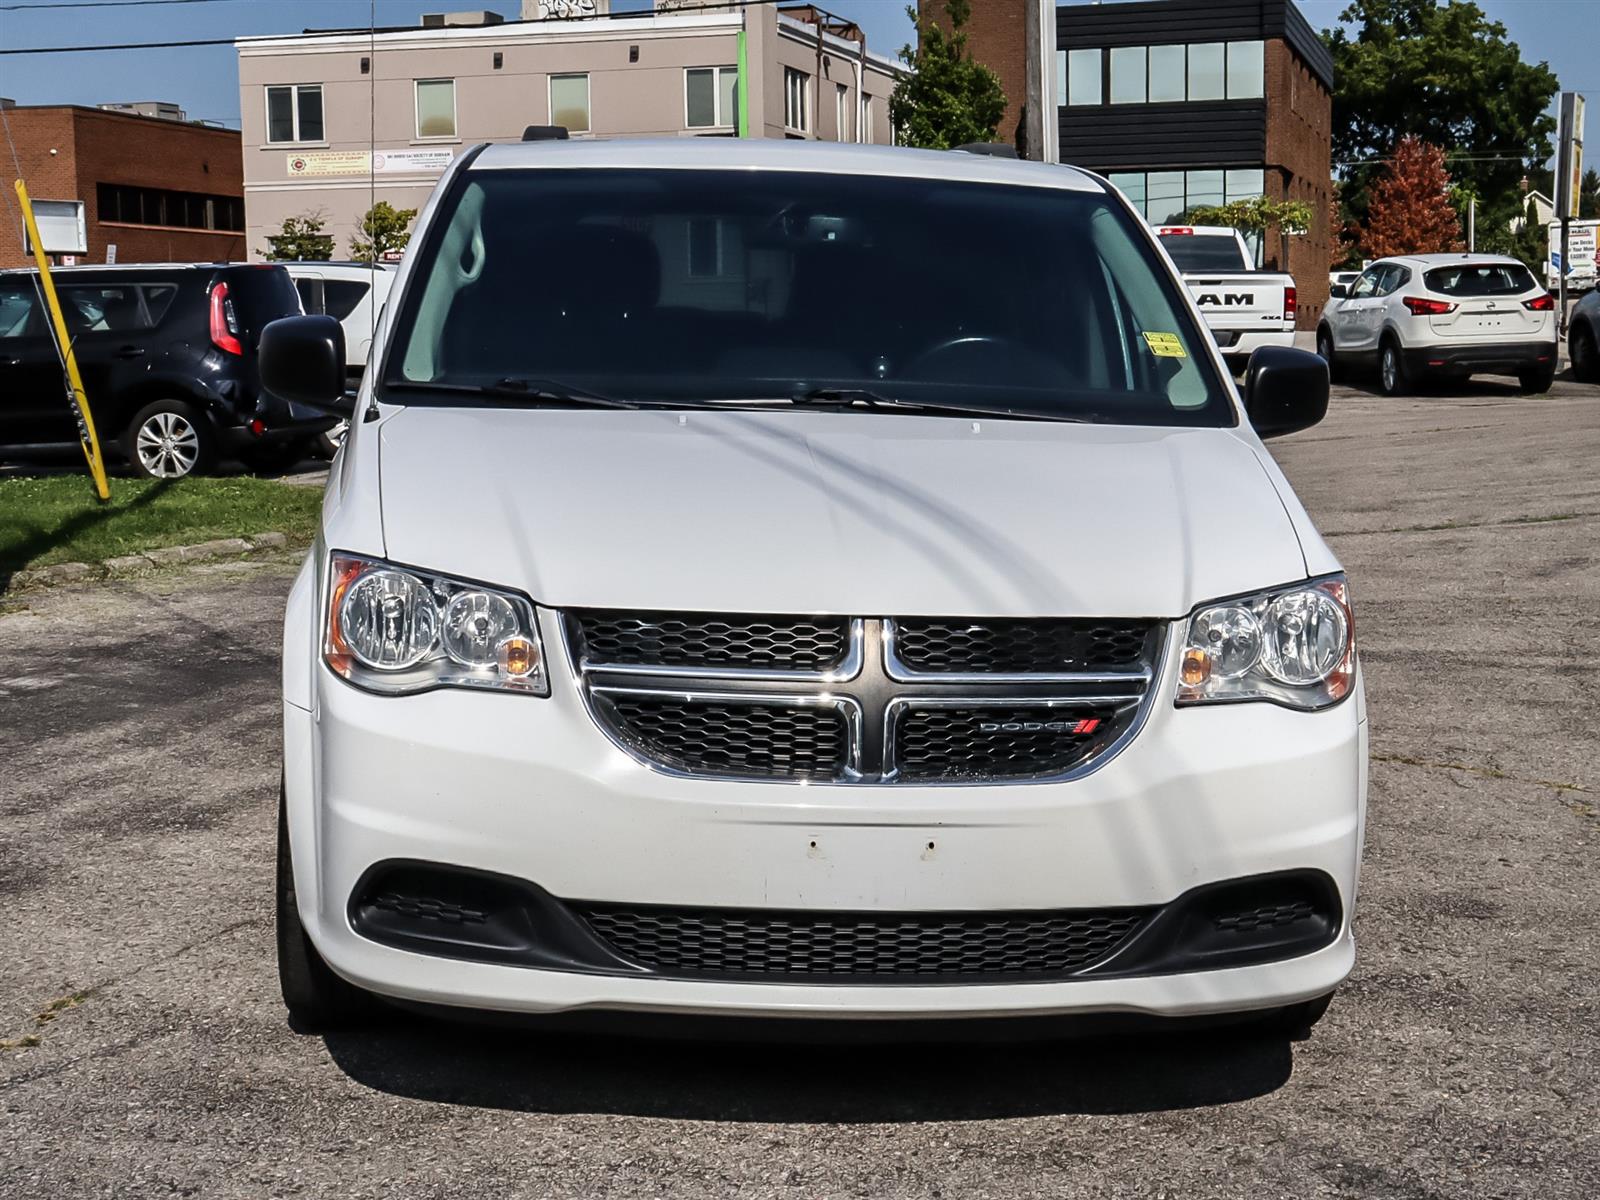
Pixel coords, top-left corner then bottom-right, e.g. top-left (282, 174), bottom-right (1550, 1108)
top-left (0, 476), bottom-right (321, 573)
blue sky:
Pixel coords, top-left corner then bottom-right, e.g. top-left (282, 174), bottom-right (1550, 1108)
top-left (0, 0), bottom-right (1592, 136)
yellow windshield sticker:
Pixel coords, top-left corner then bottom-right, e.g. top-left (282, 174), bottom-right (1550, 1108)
top-left (1142, 332), bottom-right (1188, 358)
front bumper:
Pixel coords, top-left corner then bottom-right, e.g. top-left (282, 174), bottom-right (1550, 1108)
top-left (1403, 339), bottom-right (1557, 375)
top-left (284, 614), bottom-right (1366, 1020)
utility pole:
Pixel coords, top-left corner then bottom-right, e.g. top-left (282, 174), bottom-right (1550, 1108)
top-left (1555, 93), bottom-right (1586, 337)
top-left (1022, 0), bottom-right (1058, 162)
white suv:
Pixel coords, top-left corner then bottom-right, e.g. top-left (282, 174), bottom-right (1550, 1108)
top-left (1317, 254), bottom-right (1558, 395)
top-left (260, 139), bottom-right (1363, 1038)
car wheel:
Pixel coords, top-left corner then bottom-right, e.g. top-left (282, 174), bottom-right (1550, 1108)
top-left (1267, 992), bottom-right (1334, 1041)
top-left (315, 421), bottom-right (348, 460)
top-left (243, 439), bottom-right (314, 476)
top-left (1571, 324), bottom-right (1599, 383)
top-left (277, 780), bottom-right (374, 1031)
top-left (1316, 326), bottom-right (1343, 382)
top-left (1517, 365), bottom-right (1556, 394)
top-left (125, 400), bottom-right (216, 480)
top-left (1378, 339), bottom-right (1408, 396)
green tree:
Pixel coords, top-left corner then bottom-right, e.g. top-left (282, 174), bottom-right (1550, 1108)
top-left (1504, 196), bottom-right (1547, 275)
top-left (1322, 0), bottom-right (1558, 236)
top-left (262, 211), bottom-right (334, 261)
top-left (349, 201), bottom-right (418, 263)
top-left (889, 0), bottom-right (1006, 151)
top-left (1581, 168), bottom-right (1600, 220)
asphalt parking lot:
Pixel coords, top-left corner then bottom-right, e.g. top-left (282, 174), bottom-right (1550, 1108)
top-left (1, 372), bottom-right (1596, 1199)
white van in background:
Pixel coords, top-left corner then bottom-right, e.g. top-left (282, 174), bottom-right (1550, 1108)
top-left (283, 262), bottom-right (395, 456)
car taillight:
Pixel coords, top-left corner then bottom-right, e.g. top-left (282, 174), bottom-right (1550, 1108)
top-left (1283, 285), bottom-right (1297, 321)
top-left (1158, 226), bottom-right (1194, 235)
top-left (1401, 296), bottom-right (1457, 316)
top-left (209, 281), bottom-right (243, 355)
top-left (1522, 293), bottom-right (1555, 312)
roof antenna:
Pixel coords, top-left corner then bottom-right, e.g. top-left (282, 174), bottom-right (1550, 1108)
top-left (363, 0), bottom-right (380, 424)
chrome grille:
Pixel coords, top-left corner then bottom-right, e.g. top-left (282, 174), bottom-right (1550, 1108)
top-left (595, 693), bottom-right (852, 781)
top-left (566, 612), bottom-right (1162, 785)
top-left (570, 610), bottom-right (852, 674)
top-left (890, 618), bottom-right (1154, 675)
top-left (574, 902), bottom-right (1152, 979)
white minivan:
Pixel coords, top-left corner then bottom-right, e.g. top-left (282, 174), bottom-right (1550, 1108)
top-left (262, 139), bottom-right (1364, 1037)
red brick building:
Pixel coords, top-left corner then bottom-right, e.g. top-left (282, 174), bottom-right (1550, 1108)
top-left (0, 105), bottom-right (245, 269)
top-left (934, 0), bottom-right (1335, 328)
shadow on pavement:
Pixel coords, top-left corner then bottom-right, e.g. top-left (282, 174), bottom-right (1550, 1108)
top-left (322, 1013), bottom-right (1294, 1121)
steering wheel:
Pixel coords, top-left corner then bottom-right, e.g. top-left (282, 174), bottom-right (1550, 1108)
top-left (899, 334), bottom-right (1054, 385)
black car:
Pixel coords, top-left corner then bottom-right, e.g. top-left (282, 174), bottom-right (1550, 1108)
top-left (1571, 289), bottom-right (1600, 383)
top-left (0, 263), bottom-right (337, 478)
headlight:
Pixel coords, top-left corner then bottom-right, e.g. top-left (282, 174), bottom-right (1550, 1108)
top-left (324, 553), bottom-right (547, 696)
top-left (1176, 575), bottom-right (1354, 710)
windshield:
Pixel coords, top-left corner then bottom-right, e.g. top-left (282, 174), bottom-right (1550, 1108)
top-left (382, 167), bottom-right (1233, 426)
top-left (1158, 234), bottom-right (1251, 273)
top-left (1423, 262), bottom-right (1538, 297)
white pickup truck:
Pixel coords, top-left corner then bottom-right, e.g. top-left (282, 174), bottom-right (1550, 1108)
top-left (1155, 225), bottom-right (1297, 370)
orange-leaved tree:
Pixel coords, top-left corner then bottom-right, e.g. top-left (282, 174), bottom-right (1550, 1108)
top-left (1360, 136), bottom-right (1462, 259)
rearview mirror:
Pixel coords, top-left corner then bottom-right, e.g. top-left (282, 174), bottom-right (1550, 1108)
top-left (1243, 346), bottom-right (1328, 439)
top-left (1329, 283), bottom-right (1348, 299)
top-left (260, 315), bottom-right (352, 417)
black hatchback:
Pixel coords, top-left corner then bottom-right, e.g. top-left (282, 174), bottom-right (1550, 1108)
top-left (0, 263), bottom-right (337, 478)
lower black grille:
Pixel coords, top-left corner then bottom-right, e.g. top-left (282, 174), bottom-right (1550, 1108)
top-left (574, 902), bottom-right (1152, 980)
top-left (890, 618), bottom-right (1156, 674)
top-left (1214, 900), bottom-right (1318, 932)
top-left (371, 892), bottom-right (488, 925)
top-left (894, 705), bottom-right (1124, 782)
top-left (598, 695), bottom-right (849, 780)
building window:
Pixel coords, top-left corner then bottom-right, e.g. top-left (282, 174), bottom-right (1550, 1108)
top-left (1064, 48), bottom-right (1101, 106)
top-left (96, 182), bottom-right (244, 232)
top-left (1145, 171), bottom-right (1187, 223)
top-left (550, 73), bottom-right (590, 133)
top-left (1186, 168), bottom-right (1225, 211)
top-left (836, 83), bottom-right (849, 140)
top-left (1226, 40), bottom-right (1265, 99)
top-left (1108, 172), bottom-right (1146, 213)
top-left (265, 83), bottom-right (323, 144)
top-left (685, 66), bottom-right (738, 129)
top-left (1187, 43), bottom-right (1226, 101)
top-left (1147, 44), bottom-right (1186, 102)
top-left (862, 94), bottom-right (873, 143)
top-left (1108, 167), bottom-right (1267, 257)
top-left (784, 67), bottom-right (809, 132)
top-left (687, 217), bottom-right (724, 278)
top-left (415, 79), bottom-right (456, 139)
top-left (1109, 46), bottom-right (1146, 105)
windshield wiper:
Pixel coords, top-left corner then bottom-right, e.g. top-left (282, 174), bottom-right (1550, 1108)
top-left (385, 378), bottom-right (641, 409)
top-left (791, 387), bottom-right (1090, 423)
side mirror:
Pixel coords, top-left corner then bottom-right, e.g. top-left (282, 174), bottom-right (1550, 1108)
top-left (1243, 346), bottom-right (1328, 439)
top-left (1329, 283), bottom-right (1348, 299)
top-left (260, 315), bottom-right (352, 417)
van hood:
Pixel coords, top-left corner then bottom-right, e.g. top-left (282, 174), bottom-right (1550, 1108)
top-left (375, 407), bottom-right (1307, 618)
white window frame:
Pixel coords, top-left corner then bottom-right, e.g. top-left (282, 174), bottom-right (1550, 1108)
top-left (264, 83), bottom-right (324, 145)
top-left (835, 83), bottom-right (849, 141)
top-left (861, 94), bottom-right (873, 144)
top-left (683, 66), bottom-right (738, 130)
top-left (784, 67), bottom-right (809, 133)
top-left (549, 72), bottom-right (591, 135)
top-left (413, 78), bottom-right (458, 141)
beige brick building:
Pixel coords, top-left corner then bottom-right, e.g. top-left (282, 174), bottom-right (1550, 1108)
top-left (235, 5), bottom-right (903, 261)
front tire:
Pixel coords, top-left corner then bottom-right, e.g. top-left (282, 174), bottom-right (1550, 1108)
top-left (277, 782), bottom-right (374, 1031)
top-left (125, 399), bottom-right (216, 479)
top-left (1378, 338), bottom-right (1409, 396)
top-left (1316, 326), bottom-right (1344, 383)
top-left (1572, 324), bottom-right (1600, 383)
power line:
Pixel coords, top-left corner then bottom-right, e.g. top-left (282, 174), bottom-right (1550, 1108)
top-left (0, 35), bottom-right (239, 53)
top-left (0, 0), bottom-right (242, 9)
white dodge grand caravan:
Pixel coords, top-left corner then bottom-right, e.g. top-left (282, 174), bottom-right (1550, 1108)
top-left (263, 139), bottom-right (1364, 1037)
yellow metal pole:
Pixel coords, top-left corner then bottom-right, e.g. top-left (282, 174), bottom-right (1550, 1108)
top-left (14, 179), bottom-right (111, 502)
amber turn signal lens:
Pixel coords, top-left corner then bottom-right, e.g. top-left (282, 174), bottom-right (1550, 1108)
top-left (1180, 647), bottom-right (1211, 686)
top-left (498, 637), bottom-right (539, 678)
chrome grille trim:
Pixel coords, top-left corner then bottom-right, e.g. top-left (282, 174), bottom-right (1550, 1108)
top-left (562, 611), bottom-right (1165, 786)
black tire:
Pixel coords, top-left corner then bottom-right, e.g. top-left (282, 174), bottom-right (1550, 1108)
top-left (1517, 365), bottom-right (1556, 395)
top-left (1267, 992), bottom-right (1334, 1041)
top-left (1377, 338), bottom-right (1409, 396)
top-left (1316, 325), bottom-right (1344, 383)
top-left (277, 781), bottom-right (374, 1031)
top-left (1568, 324), bottom-right (1598, 383)
top-left (243, 438), bottom-right (314, 476)
top-left (124, 399), bottom-right (217, 479)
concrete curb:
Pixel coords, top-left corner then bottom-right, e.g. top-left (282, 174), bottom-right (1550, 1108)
top-left (7, 532), bottom-right (292, 592)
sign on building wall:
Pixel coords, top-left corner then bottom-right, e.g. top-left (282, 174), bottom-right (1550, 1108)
top-left (22, 199), bottom-right (87, 255)
top-left (285, 148), bottom-right (455, 178)
top-left (532, 0), bottom-right (608, 17)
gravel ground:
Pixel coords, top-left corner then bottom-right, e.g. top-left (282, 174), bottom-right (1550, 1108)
top-left (1, 373), bottom-right (1596, 1199)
